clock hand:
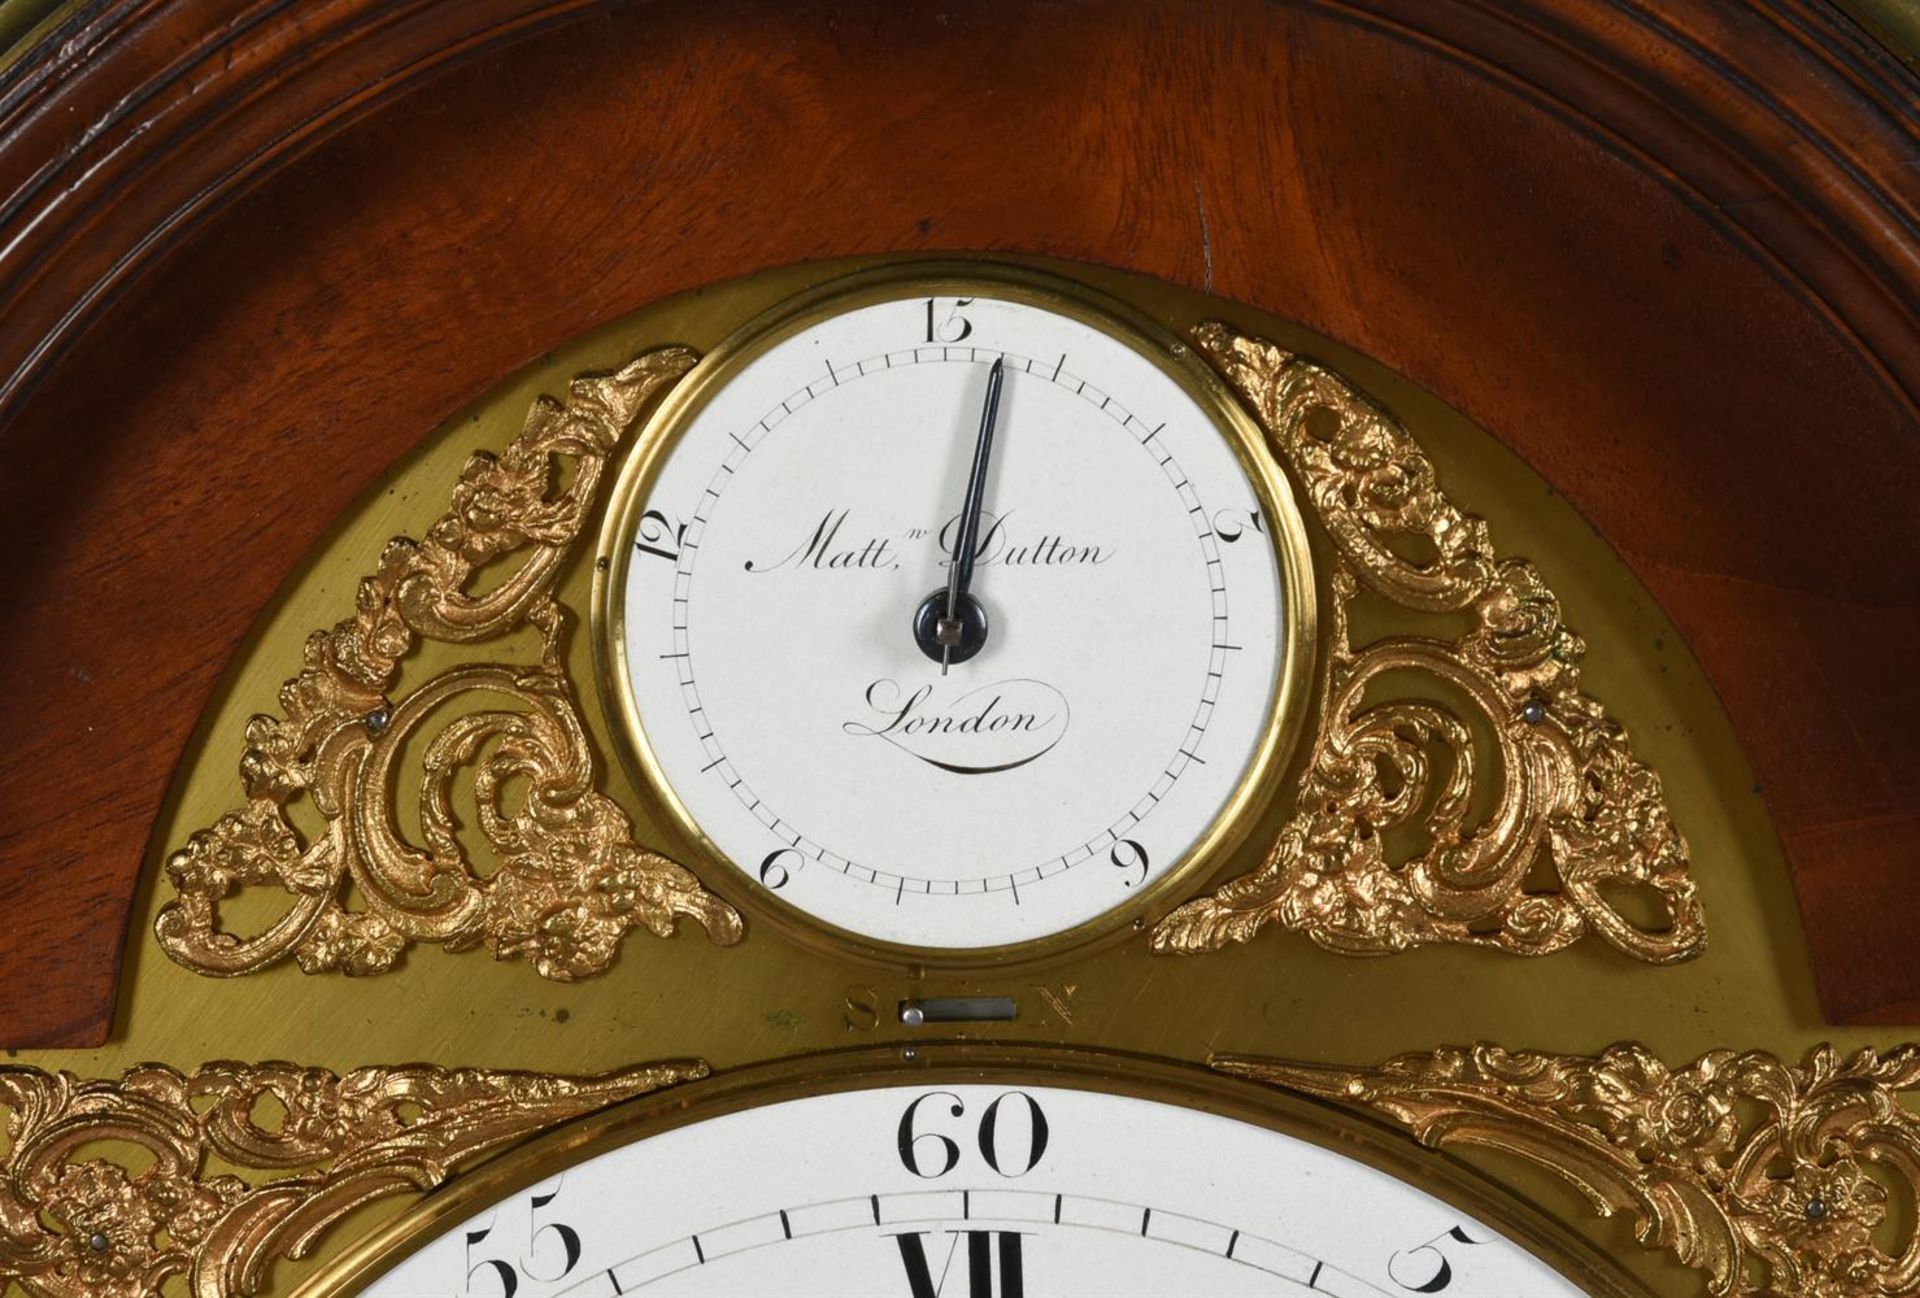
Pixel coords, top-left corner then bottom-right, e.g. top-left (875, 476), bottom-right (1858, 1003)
top-left (941, 356), bottom-right (1006, 665)
top-left (913, 356), bottom-right (1004, 673)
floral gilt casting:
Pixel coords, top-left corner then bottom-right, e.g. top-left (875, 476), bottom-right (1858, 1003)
top-left (1152, 324), bottom-right (1705, 964)
top-left (1220, 1043), bottom-right (1920, 1297)
top-left (0, 1059), bottom-right (702, 1298)
top-left (155, 349), bottom-right (742, 982)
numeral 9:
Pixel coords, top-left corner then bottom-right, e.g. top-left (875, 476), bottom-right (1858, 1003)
top-left (1110, 838), bottom-right (1149, 886)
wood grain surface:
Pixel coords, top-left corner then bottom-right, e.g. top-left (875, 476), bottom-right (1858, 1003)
top-left (0, 0), bottom-right (1915, 1044)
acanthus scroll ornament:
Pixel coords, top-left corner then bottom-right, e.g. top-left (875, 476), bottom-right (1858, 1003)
top-left (1152, 324), bottom-right (1706, 963)
top-left (1218, 1043), bottom-right (1920, 1298)
top-left (155, 347), bottom-right (743, 981)
top-left (0, 1058), bottom-right (704, 1298)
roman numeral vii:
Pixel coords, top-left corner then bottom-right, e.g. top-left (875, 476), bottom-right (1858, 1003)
top-left (892, 1229), bottom-right (1026, 1298)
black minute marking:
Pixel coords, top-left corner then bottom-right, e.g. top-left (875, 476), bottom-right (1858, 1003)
top-left (661, 334), bottom-right (1244, 901)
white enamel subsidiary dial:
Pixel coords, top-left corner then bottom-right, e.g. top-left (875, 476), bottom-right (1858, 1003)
top-left (606, 274), bottom-right (1305, 954)
top-left (366, 1082), bottom-right (1586, 1297)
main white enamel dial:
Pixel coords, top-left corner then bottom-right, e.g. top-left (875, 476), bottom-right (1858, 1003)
top-left (609, 276), bottom-right (1299, 953)
top-left (367, 1083), bottom-right (1586, 1297)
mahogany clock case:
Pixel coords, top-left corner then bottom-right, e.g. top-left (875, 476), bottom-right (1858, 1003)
top-left (0, 2), bottom-right (1915, 1044)
top-left (0, 4), bottom-right (1917, 1296)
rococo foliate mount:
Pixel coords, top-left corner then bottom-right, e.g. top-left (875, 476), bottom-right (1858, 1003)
top-left (1222, 1042), bottom-right (1920, 1298)
top-left (1151, 325), bottom-right (1705, 964)
top-left (0, 1057), bottom-right (703, 1298)
top-left (154, 350), bottom-right (744, 983)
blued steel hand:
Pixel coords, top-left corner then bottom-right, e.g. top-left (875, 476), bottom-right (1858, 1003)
top-left (913, 356), bottom-right (1004, 672)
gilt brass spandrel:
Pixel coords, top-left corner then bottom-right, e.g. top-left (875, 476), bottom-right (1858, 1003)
top-left (0, 1057), bottom-right (703, 1298)
top-left (1220, 1043), bottom-right (1920, 1298)
top-left (153, 347), bottom-right (743, 985)
top-left (1151, 324), bottom-right (1706, 963)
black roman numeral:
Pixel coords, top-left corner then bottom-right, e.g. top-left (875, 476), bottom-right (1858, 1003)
top-left (892, 1229), bottom-right (1026, 1298)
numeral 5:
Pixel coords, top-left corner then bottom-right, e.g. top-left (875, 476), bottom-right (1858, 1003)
top-left (461, 1186), bottom-right (583, 1296)
top-left (1389, 1224), bottom-right (1486, 1293)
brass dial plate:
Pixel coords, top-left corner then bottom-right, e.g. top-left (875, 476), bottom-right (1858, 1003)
top-left (12, 254), bottom-right (1869, 1298)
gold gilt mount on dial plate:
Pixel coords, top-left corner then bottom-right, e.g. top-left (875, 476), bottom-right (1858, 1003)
top-left (3, 1043), bottom-right (1918, 1298)
top-left (154, 262), bottom-right (1703, 980)
top-left (155, 350), bottom-right (744, 983)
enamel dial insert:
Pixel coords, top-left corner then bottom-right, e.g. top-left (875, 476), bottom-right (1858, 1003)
top-left (605, 270), bottom-right (1306, 957)
top-left (364, 1082), bottom-right (1587, 1297)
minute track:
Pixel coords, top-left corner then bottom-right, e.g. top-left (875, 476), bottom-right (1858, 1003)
top-left (660, 344), bottom-right (1233, 905)
top-left (552, 1188), bottom-right (1387, 1298)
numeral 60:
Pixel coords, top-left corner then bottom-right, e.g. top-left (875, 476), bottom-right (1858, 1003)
top-left (896, 1090), bottom-right (1050, 1179)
